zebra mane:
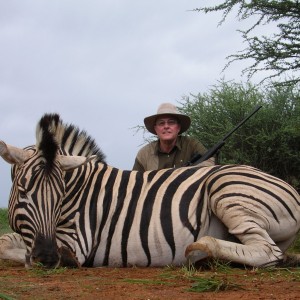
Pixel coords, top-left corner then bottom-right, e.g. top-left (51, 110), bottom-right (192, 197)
top-left (36, 113), bottom-right (106, 168)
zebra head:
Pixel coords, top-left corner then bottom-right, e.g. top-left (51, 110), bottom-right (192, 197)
top-left (0, 113), bottom-right (105, 268)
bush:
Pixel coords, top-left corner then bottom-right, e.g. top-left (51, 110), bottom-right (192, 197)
top-left (0, 208), bottom-right (11, 235)
top-left (180, 80), bottom-right (300, 192)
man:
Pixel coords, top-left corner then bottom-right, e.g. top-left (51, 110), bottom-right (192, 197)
top-left (132, 103), bottom-right (215, 171)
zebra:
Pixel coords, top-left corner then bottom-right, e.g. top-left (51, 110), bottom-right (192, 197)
top-left (0, 232), bottom-right (26, 263)
top-left (0, 113), bottom-right (299, 268)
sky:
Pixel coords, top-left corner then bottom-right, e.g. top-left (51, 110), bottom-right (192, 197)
top-left (0, 0), bottom-right (267, 208)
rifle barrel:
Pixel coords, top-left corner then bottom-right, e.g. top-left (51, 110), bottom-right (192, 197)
top-left (222, 105), bottom-right (262, 141)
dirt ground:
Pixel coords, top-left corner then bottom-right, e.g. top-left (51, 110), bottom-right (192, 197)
top-left (0, 261), bottom-right (300, 300)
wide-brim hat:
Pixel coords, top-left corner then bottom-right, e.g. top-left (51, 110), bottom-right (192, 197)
top-left (144, 103), bottom-right (191, 135)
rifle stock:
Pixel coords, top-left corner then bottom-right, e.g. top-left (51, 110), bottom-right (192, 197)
top-left (185, 105), bottom-right (262, 166)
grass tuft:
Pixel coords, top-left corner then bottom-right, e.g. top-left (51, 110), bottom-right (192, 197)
top-left (0, 293), bottom-right (15, 300)
top-left (29, 266), bottom-right (67, 276)
top-left (188, 276), bottom-right (242, 293)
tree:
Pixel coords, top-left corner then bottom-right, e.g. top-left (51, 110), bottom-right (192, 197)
top-left (195, 1), bottom-right (300, 86)
top-left (179, 79), bottom-right (300, 191)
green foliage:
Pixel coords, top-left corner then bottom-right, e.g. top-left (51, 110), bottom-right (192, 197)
top-left (179, 80), bottom-right (300, 191)
top-left (289, 233), bottom-right (300, 254)
top-left (0, 209), bottom-right (12, 236)
top-left (195, 1), bottom-right (300, 87)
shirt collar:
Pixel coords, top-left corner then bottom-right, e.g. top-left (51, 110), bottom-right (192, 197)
top-left (155, 136), bottom-right (183, 154)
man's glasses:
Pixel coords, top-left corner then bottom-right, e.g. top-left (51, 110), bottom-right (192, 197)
top-left (155, 119), bottom-right (178, 127)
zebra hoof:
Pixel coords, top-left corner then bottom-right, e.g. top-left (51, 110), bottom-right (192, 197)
top-left (185, 249), bottom-right (209, 266)
top-left (185, 239), bottom-right (214, 267)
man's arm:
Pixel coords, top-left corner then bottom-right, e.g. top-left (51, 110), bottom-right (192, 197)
top-left (132, 158), bottom-right (145, 172)
top-left (187, 137), bottom-right (216, 167)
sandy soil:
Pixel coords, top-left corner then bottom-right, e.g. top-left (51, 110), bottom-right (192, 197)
top-left (0, 261), bottom-right (300, 300)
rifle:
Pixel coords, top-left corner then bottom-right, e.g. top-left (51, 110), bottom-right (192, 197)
top-left (185, 105), bottom-right (262, 166)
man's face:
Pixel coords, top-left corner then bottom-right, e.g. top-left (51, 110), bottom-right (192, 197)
top-left (154, 115), bottom-right (181, 142)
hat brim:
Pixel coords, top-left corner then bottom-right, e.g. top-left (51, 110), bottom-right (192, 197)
top-left (144, 113), bottom-right (191, 135)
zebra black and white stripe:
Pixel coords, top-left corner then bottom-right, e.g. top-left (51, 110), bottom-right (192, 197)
top-left (0, 113), bottom-right (299, 268)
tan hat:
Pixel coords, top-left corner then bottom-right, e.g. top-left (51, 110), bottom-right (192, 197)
top-left (144, 103), bottom-right (191, 135)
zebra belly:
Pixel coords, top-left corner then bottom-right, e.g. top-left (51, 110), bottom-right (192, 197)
top-left (92, 229), bottom-right (197, 267)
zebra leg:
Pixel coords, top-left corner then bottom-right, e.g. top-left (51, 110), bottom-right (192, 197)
top-left (185, 184), bottom-right (300, 267)
top-left (185, 209), bottom-right (288, 268)
top-left (0, 233), bottom-right (27, 264)
top-left (185, 211), bottom-right (286, 267)
top-left (185, 232), bottom-right (284, 267)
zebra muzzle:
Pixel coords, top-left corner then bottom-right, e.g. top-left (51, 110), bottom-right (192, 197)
top-left (30, 234), bottom-right (60, 269)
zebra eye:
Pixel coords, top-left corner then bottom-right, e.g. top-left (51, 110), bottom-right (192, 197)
top-left (18, 188), bottom-right (28, 199)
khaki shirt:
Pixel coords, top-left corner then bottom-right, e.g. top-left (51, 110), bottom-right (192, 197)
top-left (132, 136), bottom-right (214, 171)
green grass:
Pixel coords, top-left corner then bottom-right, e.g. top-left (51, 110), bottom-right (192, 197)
top-left (289, 234), bottom-right (300, 253)
top-left (188, 276), bottom-right (242, 293)
top-left (29, 266), bottom-right (68, 277)
top-left (0, 293), bottom-right (15, 300)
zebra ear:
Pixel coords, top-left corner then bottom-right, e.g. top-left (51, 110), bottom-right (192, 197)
top-left (58, 155), bottom-right (96, 171)
top-left (0, 141), bottom-right (30, 164)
